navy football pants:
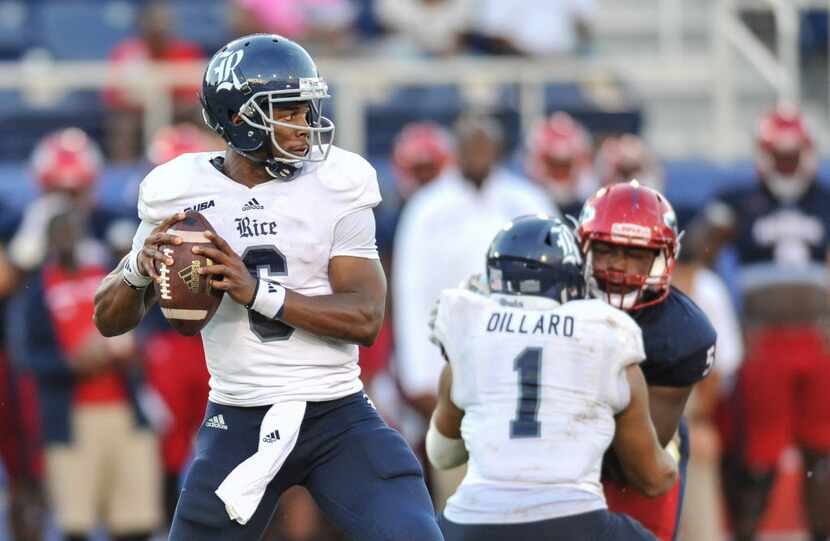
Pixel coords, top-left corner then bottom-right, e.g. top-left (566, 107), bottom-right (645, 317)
top-left (169, 392), bottom-right (443, 541)
top-left (440, 509), bottom-right (658, 541)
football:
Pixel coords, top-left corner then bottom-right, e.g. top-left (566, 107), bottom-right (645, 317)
top-left (157, 212), bottom-right (224, 336)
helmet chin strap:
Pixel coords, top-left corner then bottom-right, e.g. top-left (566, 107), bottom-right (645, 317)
top-left (264, 156), bottom-right (301, 180)
top-left (583, 248), bottom-right (646, 311)
top-left (228, 144), bottom-right (302, 180)
top-left (585, 275), bottom-right (639, 310)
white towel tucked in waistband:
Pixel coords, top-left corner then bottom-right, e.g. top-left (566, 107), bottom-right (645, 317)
top-left (215, 400), bottom-right (307, 525)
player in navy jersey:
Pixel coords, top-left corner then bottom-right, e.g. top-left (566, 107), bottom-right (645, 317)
top-left (700, 105), bottom-right (830, 541)
top-left (428, 215), bottom-right (676, 541)
top-left (576, 181), bottom-right (717, 541)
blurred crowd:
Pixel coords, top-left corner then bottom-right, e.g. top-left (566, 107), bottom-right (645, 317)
top-left (3, 2), bottom-right (608, 539)
top-left (98, 0), bottom-right (598, 162)
top-left (0, 1), bottom-right (828, 541)
top-left (0, 101), bottom-right (823, 541)
top-left (3, 0), bottom-right (826, 163)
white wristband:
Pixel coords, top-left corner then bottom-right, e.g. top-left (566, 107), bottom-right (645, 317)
top-left (426, 415), bottom-right (468, 470)
top-left (249, 279), bottom-right (287, 319)
top-left (665, 434), bottom-right (681, 465)
top-left (122, 250), bottom-right (152, 289)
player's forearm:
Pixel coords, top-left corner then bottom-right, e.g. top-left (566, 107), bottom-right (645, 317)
top-left (614, 435), bottom-right (679, 498)
top-left (613, 366), bottom-right (680, 496)
top-left (427, 365), bottom-right (467, 469)
top-left (280, 289), bottom-right (384, 347)
top-left (93, 267), bottom-right (153, 337)
top-left (648, 385), bottom-right (692, 447)
top-left (426, 415), bottom-right (468, 470)
top-left (635, 449), bottom-right (679, 498)
top-left (0, 248), bottom-right (19, 298)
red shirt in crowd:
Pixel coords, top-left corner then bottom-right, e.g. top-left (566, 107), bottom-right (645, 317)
top-left (43, 264), bottom-right (127, 404)
top-left (103, 38), bottom-right (204, 111)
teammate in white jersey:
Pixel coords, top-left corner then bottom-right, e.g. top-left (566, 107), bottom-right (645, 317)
top-left (427, 215), bottom-right (678, 540)
top-left (93, 34), bottom-right (442, 541)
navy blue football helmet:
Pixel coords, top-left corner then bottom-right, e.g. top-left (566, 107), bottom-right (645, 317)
top-left (201, 34), bottom-right (335, 179)
top-left (486, 215), bottom-right (585, 304)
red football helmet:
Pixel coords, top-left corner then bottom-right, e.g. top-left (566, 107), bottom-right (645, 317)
top-left (595, 134), bottom-right (663, 192)
top-left (577, 181), bottom-right (680, 311)
top-left (756, 104), bottom-right (817, 201)
top-left (148, 123), bottom-right (214, 166)
top-left (527, 112), bottom-right (591, 184)
top-left (31, 128), bottom-right (102, 192)
top-left (392, 122), bottom-right (454, 198)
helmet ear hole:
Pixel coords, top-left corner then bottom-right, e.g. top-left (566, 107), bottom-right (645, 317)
top-left (230, 113), bottom-right (244, 126)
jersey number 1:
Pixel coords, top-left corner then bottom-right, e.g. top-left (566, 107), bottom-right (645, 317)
top-left (510, 347), bottom-right (542, 438)
top-left (242, 246), bottom-right (295, 342)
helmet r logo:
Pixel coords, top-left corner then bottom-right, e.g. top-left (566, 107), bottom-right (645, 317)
top-left (551, 223), bottom-right (581, 265)
top-left (212, 50), bottom-right (245, 92)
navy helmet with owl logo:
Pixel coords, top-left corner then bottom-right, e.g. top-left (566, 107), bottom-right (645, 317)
top-left (486, 215), bottom-right (585, 304)
top-left (200, 34), bottom-right (335, 180)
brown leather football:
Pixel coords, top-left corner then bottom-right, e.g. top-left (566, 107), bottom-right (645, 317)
top-left (157, 212), bottom-right (224, 336)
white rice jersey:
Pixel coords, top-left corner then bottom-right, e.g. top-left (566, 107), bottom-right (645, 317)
top-left (135, 147), bottom-right (381, 406)
top-left (432, 289), bottom-right (645, 524)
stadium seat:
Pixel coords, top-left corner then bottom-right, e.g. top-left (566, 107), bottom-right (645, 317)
top-left (352, 0), bottom-right (385, 38)
top-left (500, 81), bottom-right (643, 146)
top-left (544, 82), bottom-right (591, 111)
top-left (34, 0), bottom-right (136, 60)
top-left (169, 0), bottom-right (229, 56)
top-left (539, 79), bottom-right (643, 137)
top-left (0, 90), bottom-right (104, 161)
top-left (0, 1), bottom-right (29, 59)
top-left (0, 90), bottom-right (27, 115)
top-left (365, 85), bottom-right (464, 156)
top-left (800, 9), bottom-right (829, 57)
top-left (0, 162), bottom-right (34, 210)
top-left (96, 162), bottom-right (147, 211)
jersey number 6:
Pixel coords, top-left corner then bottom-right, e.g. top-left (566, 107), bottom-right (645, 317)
top-left (242, 246), bottom-right (295, 342)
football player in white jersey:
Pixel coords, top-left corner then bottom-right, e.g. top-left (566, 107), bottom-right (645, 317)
top-left (427, 215), bottom-right (678, 540)
top-left (93, 35), bottom-right (442, 541)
